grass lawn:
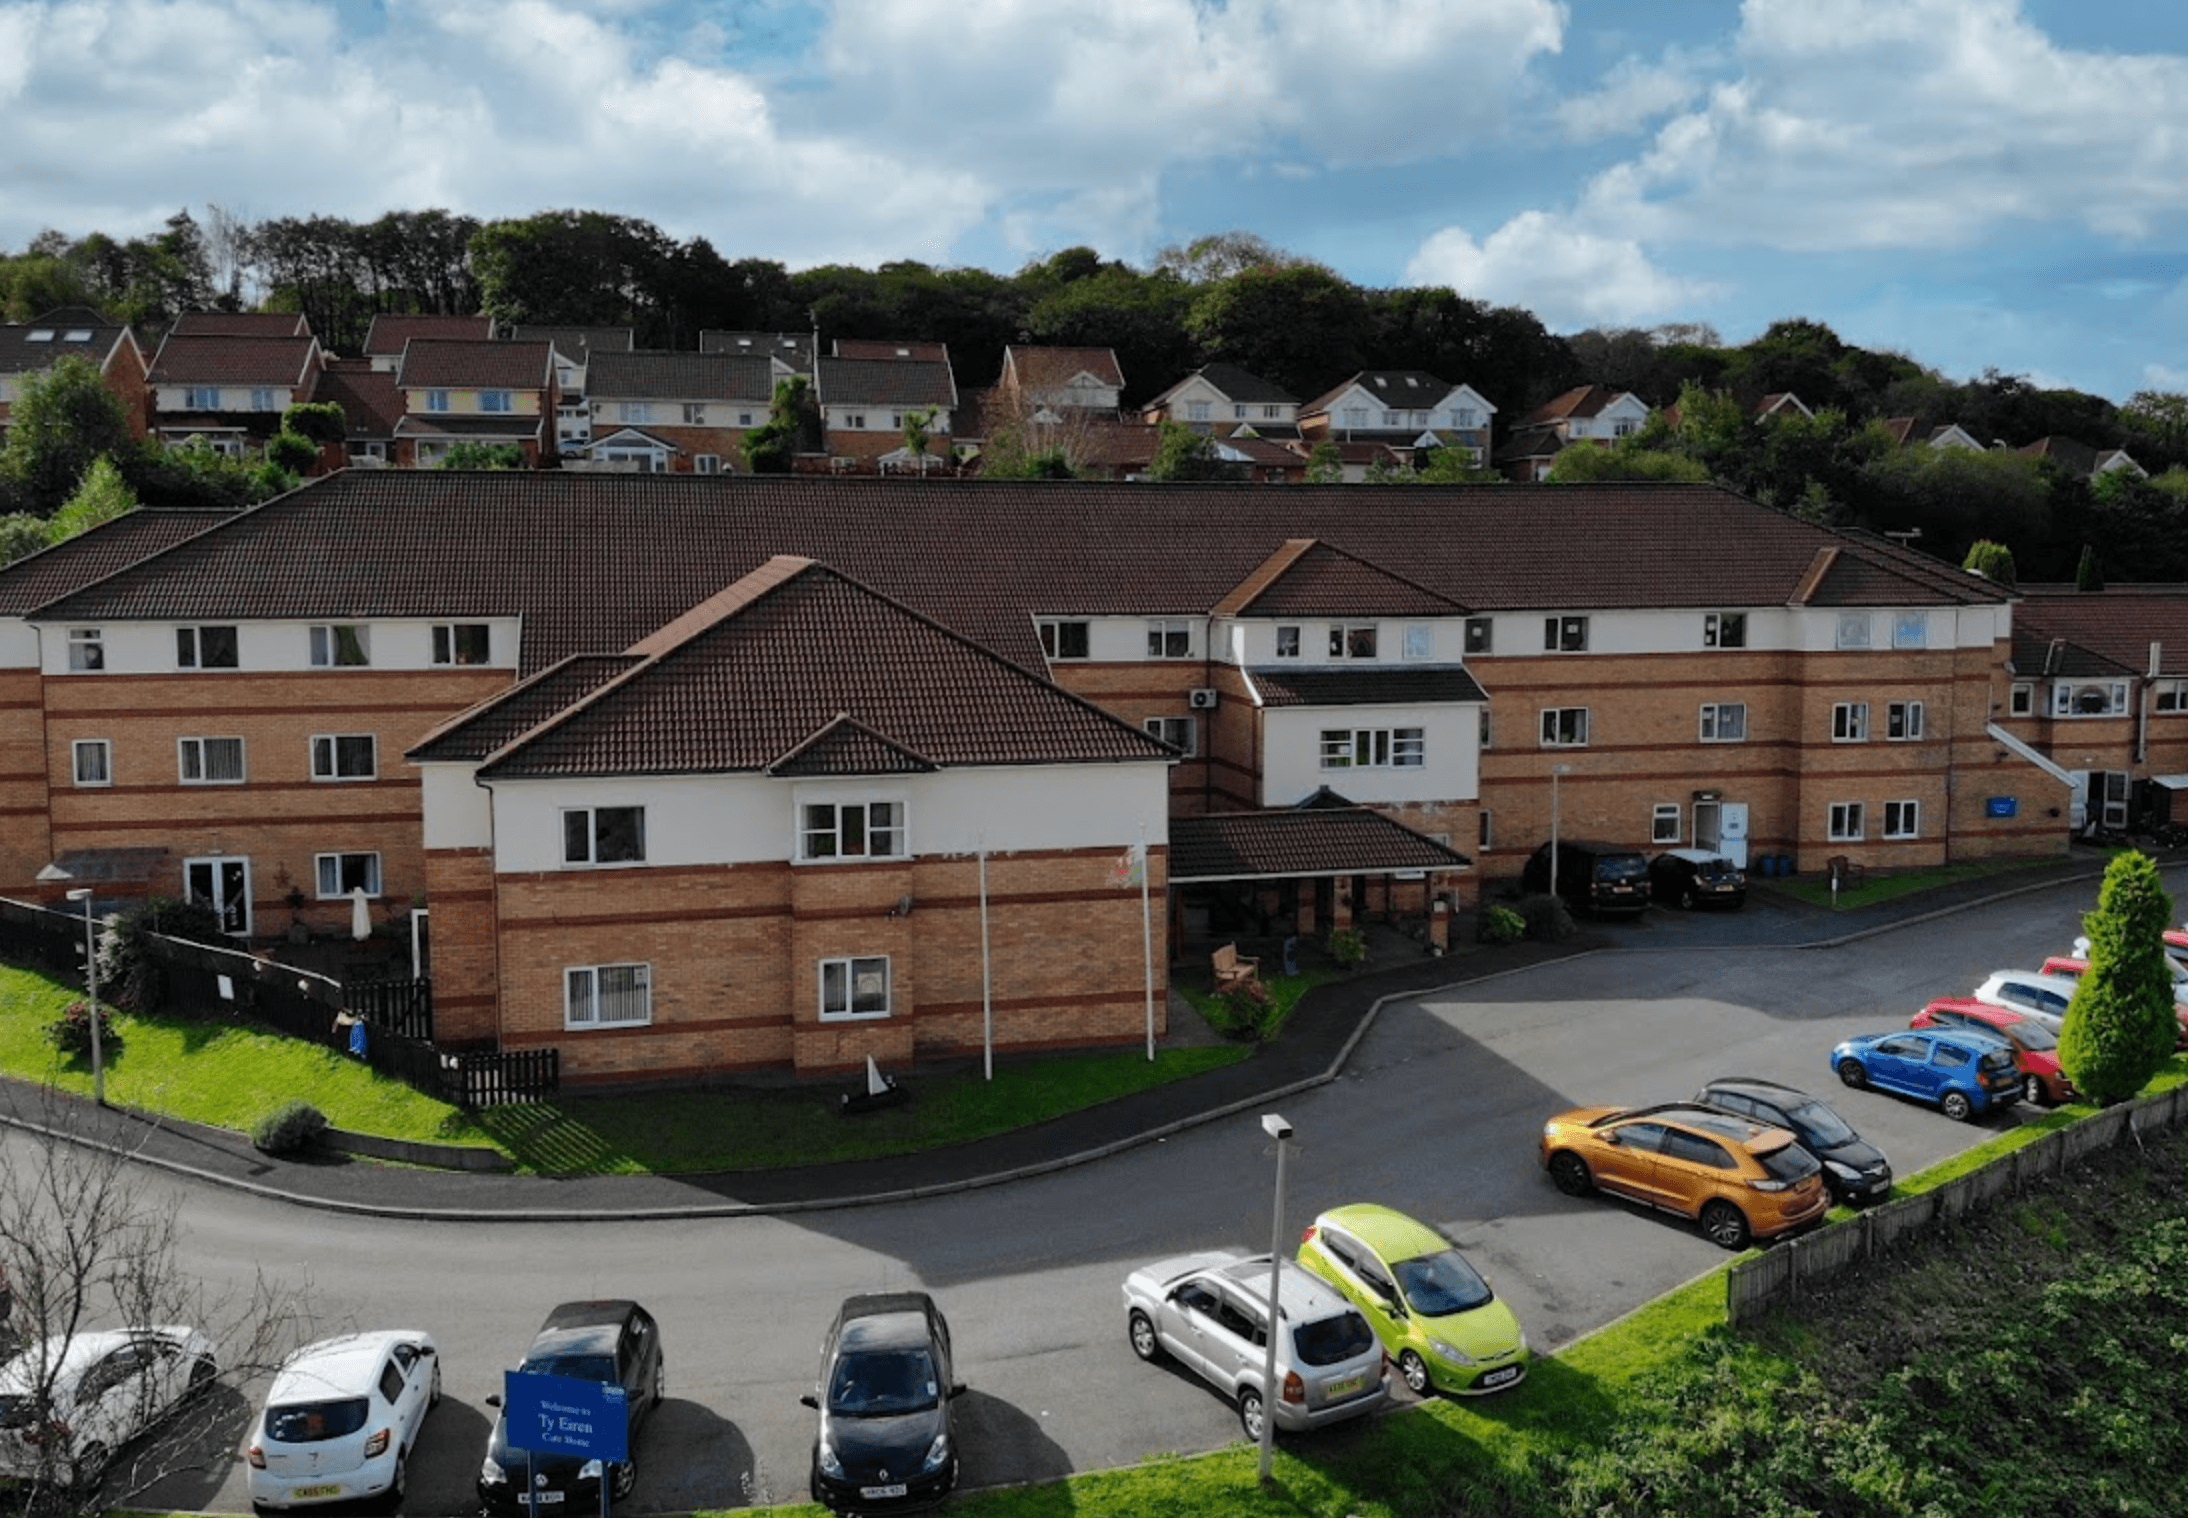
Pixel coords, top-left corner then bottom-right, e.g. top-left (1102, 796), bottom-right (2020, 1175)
top-left (1177, 965), bottom-right (1344, 1040)
top-left (1770, 853), bottom-right (2079, 910)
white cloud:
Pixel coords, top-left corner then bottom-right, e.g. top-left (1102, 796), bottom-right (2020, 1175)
top-left (1405, 211), bottom-right (1724, 328)
top-left (1553, 51), bottom-right (1705, 143)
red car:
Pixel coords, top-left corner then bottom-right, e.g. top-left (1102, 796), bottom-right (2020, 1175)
top-left (1913, 998), bottom-right (2075, 1106)
top-left (2036, 958), bottom-right (2188, 1049)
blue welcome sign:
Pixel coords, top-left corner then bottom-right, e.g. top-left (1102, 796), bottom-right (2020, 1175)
top-left (1986, 796), bottom-right (2018, 818)
top-left (503, 1371), bottom-right (628, 1462)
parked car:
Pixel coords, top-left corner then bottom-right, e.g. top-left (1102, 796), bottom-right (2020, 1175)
top-left (1690, 1078), bottom-right (1892, 1205)
top-left (1647, 850), bottom-right (1748, 909)
top-left (1296, 1204), bottom-right (1528, 1396)
top-left (0, 1326), bottom-right (218, 1495)
top-left (1970, 969), bottom-right (2080, 1028)
top-left (478, 1301), bottom-right (664, 1514)
top-left (1912, 999), bottom-right (2076, 1106)
top-left (245, 1331), bottom-right (439, 1511)
top-left (1121, 1251), bottom-right (1386, 1439)
top-left (1537, 1102), bottom-right (1828, 1250)
top-left (1830, 1028), bottom-right (2022, 1120)
top-left (801, 1292), bottom-right (964, 1514)
top-left (2040, 956), bottom-right (2188, 1047)
top-left (1521, 840), bottom-right (1651, 917)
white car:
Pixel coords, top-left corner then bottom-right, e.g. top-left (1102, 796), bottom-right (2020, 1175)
top-left (244, 1331), bottom-right (440, 1511)
top-left (0, 1326), bottom-right (219, 1495)
top-left (1971, 969), bottom-right (2080, 1029)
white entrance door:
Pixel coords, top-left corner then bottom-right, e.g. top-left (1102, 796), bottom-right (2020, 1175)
top-left (1692, 802), bottom-right (1751, 868)
top-left (183, 856), bottom-right (252, 936)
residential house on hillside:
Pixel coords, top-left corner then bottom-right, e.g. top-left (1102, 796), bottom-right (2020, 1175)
top-left (1879, 418), bottom-right (1987, 451)
top-left (1299, 372), bottom-right (1494, 454)
top-left (146, 331), bottom-right (324, 454)
top-left (362, 314), bottom-right (494, 372)
top-left (1142, 364), bottom-right (1300, 439)
top-left (813, 354), bottom-right (958, 468)
top-left (2016, 436), bottom-right (2146, 482)
top-left (309, 357), bottom-right (404, 470)
top-left (507, 325), bottom-right (633, 454)
top-left (1495, 384), bottom-right (1646, 480)
top-left (0, 308), bottom-right (152, 441)
top-left (700, 331), bottom-right (815, 375)
top-left (998, 346), bottom-right (1126, 415)
top-left (172, 312), bottom-right (310, 339)
top-left (577, 349), bottom-right (776, 473)
top-left (390, 338), bottom-right (556, 466)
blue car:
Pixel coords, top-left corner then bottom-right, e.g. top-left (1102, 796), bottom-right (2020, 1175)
top-left (1830, 1028), bottom-right (2023, 1121)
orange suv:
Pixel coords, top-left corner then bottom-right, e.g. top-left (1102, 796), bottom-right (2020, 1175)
top-left (1539, 1102), bottom-right (1829, 1250)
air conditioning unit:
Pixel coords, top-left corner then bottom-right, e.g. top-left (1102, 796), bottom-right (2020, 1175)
top-left (1188, 688), bottom-right (1221, 710)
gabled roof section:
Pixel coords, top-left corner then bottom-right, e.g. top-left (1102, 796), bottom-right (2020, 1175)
top-left (172, 312), bottom-right (309, 338)
top-left (834, 338), bottom-right (949, 363)
top-left (2015, 587), bottom-right (2188, 678)
top-left (1002, 345), bottom-right (1125, 392)
top-left (816, 356), bottom-right (957, 409)
top-left (1250, 667), bottom-right (1490, 707)
top-left (1215, 540), bottom-right (1466, 618)
top-left (1147, 363), bottom-right (1297, 410)
top-left (1169, 807), bottom-right (1471, 883)
top-left (363, 314), bottom-right (493, 356)
top-left (1512, 384), bottom-right (1642, 427)
top-left (585, 350), bottom-right (775, 402)
top-left (0, 509), bottom-right (234, 616)
top-left (768, 714), bottom-right (938, 777)
top-left (0, 319), bottom-right (135, 376)
top-left (397, 339), bottom-right (552, 390)
top-left (311, 358), bottom-right (403, 439)
top-left (148, 333), bottom-right (318, 387)
top-left (1301, 370), bottom-right (1455, 416)
top-left (406, 654), bottom-right (648, 763)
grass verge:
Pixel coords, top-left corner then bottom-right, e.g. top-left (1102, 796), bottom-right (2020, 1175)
top-left (1770, 853), bottom-right (2078, 910)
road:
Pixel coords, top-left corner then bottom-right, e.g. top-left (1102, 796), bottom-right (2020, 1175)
top-left (15, 869), bottom-right (2150, 1514)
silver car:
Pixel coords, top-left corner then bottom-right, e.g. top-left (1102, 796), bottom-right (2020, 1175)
top-left (1121, 1250), bottom-right (1387, 1441)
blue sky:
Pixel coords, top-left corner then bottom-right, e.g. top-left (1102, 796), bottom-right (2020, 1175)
top-left (2, 0), bottom-right (2184, 407)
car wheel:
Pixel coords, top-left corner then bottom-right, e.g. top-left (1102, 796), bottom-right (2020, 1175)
top-left (1398, 1350), bottom-right (1432, 1397)
top-left (1548, 1151), bottom-right (1593, 1197)
top-left (1128, 1309), bottom-right (1163, 1363)
top-left (2024, 1073), bottom-right (2048, 1107)
top-left (381, 1452), bottom-right (407, 1514)
top-left (1680, 887), bottom-right (1698, 910)
top-left (1700, 1200), bottom-right (1752, 1251)
top-left (1941, 1090), bottom-right (1975, 1122)
top-left (1836, 1058), bottom-right (1868, 1090)
top-left (1236, 1387), bottom-right (1266, 1443)
top-left (428, 1363), bottom-right (442, 1409)
top-left (70, 1441), bottom-right (109, 1499)
top-left (613, 1459), bottom-right (637, 1502)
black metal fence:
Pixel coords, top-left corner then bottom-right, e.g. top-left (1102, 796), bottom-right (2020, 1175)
top-left (0, 898), bottom-right (556, 1110)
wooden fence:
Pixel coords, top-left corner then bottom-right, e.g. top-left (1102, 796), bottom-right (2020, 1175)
top-left (1728, 1083), bottom-right (2188, 1326)
top-left (0, 898), bottom-right (556, 1110)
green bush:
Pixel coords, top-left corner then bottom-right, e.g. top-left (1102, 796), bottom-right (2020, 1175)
top-left (1203, 978), bottom-right (1279, 1042)
top-left (2059, 851), bottom-right (2179, 1103)
top-left (96, 896), bottom-right (230, 1011)
top-left (1478, 903), bottom-right (1526, 944)
top-left (46, 999), bottom-right (122, 1059)
top-left (1514, 892), bottom-right (1576, 941)
top-left (1327, 925), bottom-right (1367, 967)
top-left (251, 1100), bottom-right (329, 1155)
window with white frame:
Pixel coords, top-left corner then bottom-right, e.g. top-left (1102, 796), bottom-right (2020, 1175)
top-left (476, 390), bottom-right (512, 414)
top-left (1705, 611), bottom-right (1747, 649)
top-left (72, 739), bottom-right (111, 787)
top-left (566, 963), bottom-right (651, 1028)
top-left (1540, 708), bottom-right (1589, 747)
top-left (1145, 619), bottom-right (1194, 659)
top-left (1652, 803), bottom-right (1683, 845)
top-left (310, 734), bottom-right (377, 781)
top-left (1832, 702), bottom-right (1870, 741)
top-left (1699, 702), bottom-right (1748, 742)
top-left (1543, 616), bottom-right (1589, 652)
top-left (843, 412), bottom-right (867, 429)
top-left (1037, 619), bottom-right (1090, 660)
top-left (1319, 727), bottom-right (1425, 768)
top-left (682, 403), bottom-right (707, 424)
top-left (1892, 612), bottom-right (1928, 649)
top-left (2009, 682), bottom-right (2034, 716)
top-left (1342, 406), bottom-right (1368, 429)
top-left (66, 628), bottom-right (104, 671)
top-left (178, 736), bottom-right (245, 784)
top-left (694, 454), bottom-right (721, 475)
top-left (619, 402), bottom-right (654, 423)
top-left (1828, 801), bottom-right (1865, 840)
top-left (1187, 401), bottom-right (1211, 422)
top-left (433, 623), bottom-right (491, 665)
top-left (309, 624), bottom-right (370, 667)
top-left (1886, 701), bottom-right (1925, 741)
top-left (820, 955), bottom-right (891, 1020)
top-left (1329, 624), bottom-right (1378, 659)
top-left (2053, 681), bottom-right (2129, 717)
top-left (1478, 810), bottom-right (1493, 850)
top-left (184, 385), bottom-right (220, 409)
top-left (315, 851), bottom-right (382, 897)
top-left (563, 805), bottom-right (646, 865)
top-left (1464, 617), bottom-right (1492, 654)
top-left (1274, 625), bottom-right (1301, 659)
top-left (2156, 679), bottom-right (2188, 712)
top-left (1144, 716), bottom-right (1197, 755)
top-left (176, 625), bottom-right (239, 669)
top-left (249, 387), bottom-right (277, 411)
top-left (801, 800), bottom-right (904, 860)
top-left (1404, 624), bottom-right (1431, 660)
top-left (1883, 800), bottom-right (1920, 838)
top-left (424, 390), bottom-right (450, 413)
top-left (1835, 613), bottom-right (1872, 649)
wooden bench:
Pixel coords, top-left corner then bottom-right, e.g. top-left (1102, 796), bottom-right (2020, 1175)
top-left (1212, 942), bottom-right (1261, 991)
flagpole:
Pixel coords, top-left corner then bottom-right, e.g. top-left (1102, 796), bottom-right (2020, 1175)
top-left (979, 835), bottom-right (993, 1082)
top-left (1140, 821), bottom-right (1155, 1062)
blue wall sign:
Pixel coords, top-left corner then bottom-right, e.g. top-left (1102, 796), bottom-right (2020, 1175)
top-left (1986, 796), bottom-right (2018, 818)
top-left (502, 1371), bottom-right (628, 1462)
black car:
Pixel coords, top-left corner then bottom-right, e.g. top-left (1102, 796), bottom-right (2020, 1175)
top-left (478, 1300), bottom-right (665, 1513)
top-left (1648, 849), bottom-right (1748, 910)
top-left (1520, 840), bottom-right (1650, 917)
top-left (801, 1292), bottom-right (964, 1514)
top-left (1693, 1078), bottom-right (1893, 1205)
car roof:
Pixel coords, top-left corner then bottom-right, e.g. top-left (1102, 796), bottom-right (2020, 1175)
top-left (1208, 1256), bottom-right (1358, 1322)
top-left (1589, 1102), bottom-right (1793, 1150)
top-left (1984, 969), bottom-right (2079, 991)
top-left (1315, 1203), bottom-right (1449, 1262)
top-left (836, 1292), bottom-right (940, 1350)
top-left (1656, 849), bottom-right (1730, 865)
top-left (1923, 997), bottom-right (2016, 1025)
top-left (1695, 1077), bottom-right (1810, 1107)
top-left (268, 1332), bottom-right (423, 1403)
top-left (531, 1300), bottom-right (645, 1357)
top-left (1881, 1024), bottom-right (2011, 1052)
top-left (0, 1328), bottom-right (190, 1394)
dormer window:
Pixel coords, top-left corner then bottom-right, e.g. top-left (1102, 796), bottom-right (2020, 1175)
top-left (1275, 626), bottom-right (1301, 659)
top-left (1037, 619), bottom-right (1089, 660)
top-left (65, 329), bottom-right (91, 342)
top-left (1330, 625), bottom-right (1378, 659)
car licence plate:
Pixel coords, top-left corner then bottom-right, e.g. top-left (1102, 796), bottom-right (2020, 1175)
top-left (859, 1484), bottom-right (909, 1499)
top-left (1323, 1372), bottom-right (1367, 1398)
top-left (1479, 1366), bottom-right (1521, 1389)
top-left (290, 1485), bottom-right (341, 1500)
top-left (519, 1494), bottom-right (565, 1506)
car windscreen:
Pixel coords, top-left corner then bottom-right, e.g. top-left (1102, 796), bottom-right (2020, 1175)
top-left (1290, 1311), bottom-right (1375, 1367)
top-left (267, 1398), bottom-right (371, 1443)
top-left (827, 1348), bottom-right (938, 1417)
top-left (0, 1393), bottom-right (51, 1430)
top-left (1696, 858), bottom-right (1741, 880)
top-left (520, 1353), bottom-right (617, 1384)
top-left (1595, 855), bottom-right (1647, 882)
top-left (2007, 1019), bottom-right (2058, 1050)
top-left (1783, 1099), bottom-right (1855, 1147)
top-left (1393, 1249), bottom-right (1494, 1316)
top-left (1757, 1143), bottom-right (1820, 1183)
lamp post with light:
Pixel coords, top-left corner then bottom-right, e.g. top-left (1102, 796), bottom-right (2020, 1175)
top-left (1257, 1112), bottom-right (1292, 1483)
top-left (1548, 763), bottom-right (1574, 906)
top-left (65, 887), bottom-right (104, 1106)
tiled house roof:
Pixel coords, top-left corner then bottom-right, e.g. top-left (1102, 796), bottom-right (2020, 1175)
top-left (2014, 587), bottom-right (2188, 678)
top-left (395, 339), bottom-right (552, 390)
top-left (171, 312), bottom-right (310, 338)
top-left (0, 320), bottom-right (136, 377)
top-left (1002, 346), bottom-right (1125, 392)
top-left (363, 314), bottom-right (494, 357)
top-left (1250, 668), bottom-right (1491, 706)
top-left (1216, 540), bottom-right (1467, 618)
top-left (585, 351), bottom-right (776, 402)
top-left (312, 358), bottom-right (403, 439)
top-left (1169, 807), bottom-right (1471, 882)
top-left (0, 509), bottom-right (232, 616)
top-left (1511, 384), bottom-right (1636, 427)
top-left (834, 339), bottom-right (949, 363)
top-left (147, 334), bottom-right (318, 386)
top-left (1147, 364), bottom-right (1297, 409)
top-left (408, 654), bottom-right (647, 763)
top-left (507, 325), bottom-right (633, 356)
top-left (700, 331), bottom-right (815, 369)
top-left (816, 357), bottom-right (957, 410)
top-left (1300, 370), bottom-right (1455, 419)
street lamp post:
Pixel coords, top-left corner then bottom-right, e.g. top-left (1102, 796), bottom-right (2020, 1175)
top-left (1548, 763), bottom-right (1574, 906)
top-left (1257, 1113), bottom-right (1292, 1483)
top-left (65, 888), bottom-right (103, 1106)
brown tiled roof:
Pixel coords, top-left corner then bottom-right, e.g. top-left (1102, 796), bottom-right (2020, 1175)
top-left (1004, 346), bottom-right (1125, 391)
top-left (363, 314), bottom-right (494, 355)
top-left (312, 358), bottom-right (403, 439)
top-left (834, 339), bottom-right (949, 362)
top-left (2015, 588), bottom-right (2188, 678)
top-left (28, 476), bottom-right (2011, 678)
top-left (172, 312), bottom-right (310, 338)
top-left (817, 357), bottom-right (957, 409)
top-left (506, 325), bottom-right (633, 356)
top-left (1220, 541), bottom-right (1465, 618)
top-left (147, 334), bottom-right (318, 386)
top-left (1511, 384), bottom-right (1635, 427)
top-left (1251, 668), bottom-right (1490, 707)
top-left (408, 654), bottom-right (646, 763)
top-left (396, 339), bottom-right (552, 390)
top-left (1169, 807), bottom-right (1470, 882)
top-left (1301, 370), bottom-right (1455, 417)
top-left (472, 557), bottom-right (1169, 777)
top-left (0, 321), bottom-right (135, 376)
top-left (0, 509), bottom-right (233, 616)
top-left (1217, 436), bottom-right (1307, 468)
top-left (585, 351), bottom-right (775, 402)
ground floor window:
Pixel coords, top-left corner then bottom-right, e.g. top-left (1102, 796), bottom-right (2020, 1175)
top-left (315, 852), bottom-right (382, 898)
top-left (1883, 800), bottom-right (1920, 839)
top-left (1652, 803), bottom-right (1682, 845)
top-left (1828, 802), bottom-right (1865, 841)
top-left (820, 955), bottom-right (891, 1020)
top-left (566, 963), bottom-right (652, 1028)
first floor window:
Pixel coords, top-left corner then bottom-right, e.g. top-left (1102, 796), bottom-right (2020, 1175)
top-left (315, 851), bottom-right (382, 897)
top-left (1330, 624), bottom-right (1378, 659)
top-left (1832, 702), bottom-right (1870, 742)
top-left (1038, 619), bottom-right (1090, 660)
top-left (176, 625), bottom-right (239, 669)
top-left (1404, 624), bottom-right (1432, 660)
top-left (1145, 717), bottom-right (1197, 755)
top-left (563, 805), bottom-right (646, 865)
top-left (1319, 727), bottom-right (1424, 768)
top-left (185, 386), bottom-right (220, 410)
top-left (820, 955), bottom-right (891, 1020)
top-left (2009, 682), bottom-right (2034, 716)
top-left (1884, 800), bottom-right (1920, 838)
top-left (1540, 707), bottom-right (1590, 747)
top-left (1544, 616), bottom-right (1589, 652)
top-left (1699, 702), bottom-right (1747, 742)
top-left (1705, 611), bottom-right (1747, 649)
top-left (311, 733), bottom-right (377, 781)
top-left (566, 963), bottom-right (651, 1028)
top-left (1146, 619), bottom-right (1193, 658)
top-left (425, 390), bottom-right (450, 412)
top-left (802, 800), bottom-right (903, 860)
top-left (1464, 617), bottom-right (1493, 654)
top-left (1893, 612), bottom-right (1928, 649)
top-left (479, 390), bottom-right (512, 413)
top-left (72, 739), bottom-right (111, 787)
top-left (1887, 700), bottom-right (1925, 741)
top-left (1828, 802), bottom-right (1865, 841)
top-left (683, 403), bottom-right (708, 425)
top-left (310, 624), bottom-right (370, 667)
top-left (1652, 803), bottom-right (1682, 845)
top-left (1836, 613), bottom-right (1872, 649)
top-left (179, 736), bottom-right (245, 784)
top-left (67, 628), bottom-right (104, 671)
top-left (2155, 679), bottom-right (2188, 712)
top-left (1274, 625), bottom-right (1301, 658)
top-left (433, 623), bottom-right (490, 665)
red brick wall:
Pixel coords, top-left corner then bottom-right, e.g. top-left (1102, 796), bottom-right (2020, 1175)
top-left (0, 669), bottom-right (54, 896)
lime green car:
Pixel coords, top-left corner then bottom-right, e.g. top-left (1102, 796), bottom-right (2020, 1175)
top-left (1297, 1203), bottom-right (1528, 1396)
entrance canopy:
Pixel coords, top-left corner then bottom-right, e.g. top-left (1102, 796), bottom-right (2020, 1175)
top-left (1168, 806), bottom-right (1470, 885)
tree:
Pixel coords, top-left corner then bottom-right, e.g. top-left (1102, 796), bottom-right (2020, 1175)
top-left (263, 431), bottom-right (322, 476)
top-left (1183, 263), bottom-right (1368, 400)
top-left (1153, 231), bottom-right (1302, 284)
top-left (280, 402), bottom-right (348, 447)
top-left (741, 376), bottom-right (812, 475)
top-left (437, 442), bottom-right (525, 470)
top-left (2058, 852), bottom-right (2181, 1104)
top-left (46, 455), bottom-right (137, 544)
top-left (0, 513), bottom-right (51, 566)
top-left (1144, 420), bottom-right (1243, 482)
top-left (0, 355), bottom-right (136, 516)
top-left (1544, 441), bottom-right (1708, 483)
top-left (2074, 542), bottom-right (2105, 592)
top-left (899, 408), bottom-right (935, 473)
top-left (1304, 441), bottom-right (1343, 484)
top-left (1962, 539), bottom-right (2018, 587)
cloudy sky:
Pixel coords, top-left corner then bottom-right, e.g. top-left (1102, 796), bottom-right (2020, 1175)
top-left (3, 0), bottom-right (2185, 404)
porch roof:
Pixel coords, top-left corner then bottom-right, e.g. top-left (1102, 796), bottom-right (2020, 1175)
top-left (1168, 807), bottom-right (1470, 884)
